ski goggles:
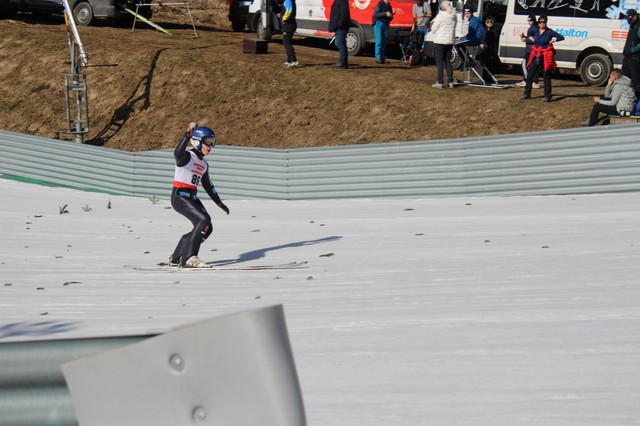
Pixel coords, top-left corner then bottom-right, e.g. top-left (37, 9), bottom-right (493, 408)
top-left (201, 137), bottom-right (216, 147)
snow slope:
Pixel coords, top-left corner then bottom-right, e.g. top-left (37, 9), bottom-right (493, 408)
top-left (1, 178), bottom-right (639, 425)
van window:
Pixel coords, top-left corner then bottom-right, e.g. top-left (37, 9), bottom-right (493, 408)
top-left (483, 0), bottom-right (508, 23)
top-left (513, 0), bottom-right (620, 19)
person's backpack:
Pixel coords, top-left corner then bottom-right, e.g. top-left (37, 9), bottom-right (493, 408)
top-left (409, 49), bottom-right (424, 66)
top-left (408, 31), bottom-right (425, 66)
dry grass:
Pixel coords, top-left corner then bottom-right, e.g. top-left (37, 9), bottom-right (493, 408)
top-left (0, 3), bottom-right (600, 151)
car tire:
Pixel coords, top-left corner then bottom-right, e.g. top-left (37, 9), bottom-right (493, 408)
top-left (580, 53), bottom-right (612, 86)
top-left (346, 27), bottom-right (365, 56)
top-left (231, 19), bottom-right (245, 32)
top-left (256, 15), bottom-right (272, 41)
top-left (450, 46), bottom-right (462, 70)
top-left (138, 5), bottom-right (153, 20)
top-left (73, 1), bottom-right (94, 26)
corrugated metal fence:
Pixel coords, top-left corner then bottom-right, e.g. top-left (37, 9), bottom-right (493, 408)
top-left (1, 126), bottom-right (640, 200)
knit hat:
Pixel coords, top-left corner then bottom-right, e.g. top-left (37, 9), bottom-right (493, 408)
top-left (527, 14), bottom-right (536, 21)
top-left (626, 8), bottom-right (638, 17)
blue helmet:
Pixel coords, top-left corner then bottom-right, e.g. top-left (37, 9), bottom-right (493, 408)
top-left (190, 126), bottom-right (217, 150)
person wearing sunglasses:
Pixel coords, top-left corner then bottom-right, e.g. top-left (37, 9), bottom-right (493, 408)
top-left (170, 122), bottom-right (230, 268)
top-left (478, 16), bottom-right (500, 80)
top-left (521, 15), bottom-right (564, 102)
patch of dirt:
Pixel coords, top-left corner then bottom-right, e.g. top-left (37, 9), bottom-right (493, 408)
top-left (0, 2), bottom-right (601, 151)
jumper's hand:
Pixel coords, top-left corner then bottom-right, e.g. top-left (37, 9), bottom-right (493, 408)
top-left (219, 202), bottom-right (230, 215)
top-left (187, 122), bottom-right (197, 133)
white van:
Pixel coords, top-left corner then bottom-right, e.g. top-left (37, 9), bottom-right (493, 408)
top-left (489, 0), bottom-right (634, 85)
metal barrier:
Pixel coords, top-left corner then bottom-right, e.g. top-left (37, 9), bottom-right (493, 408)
top-left (1, 125), bottom-right (639, 200)
top-left (0, 337), bottom-right (144, 426)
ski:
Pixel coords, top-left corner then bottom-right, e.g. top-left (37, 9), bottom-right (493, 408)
top-left (125, 261), bottom-right (308, 271)
top-left (119, 3), bottom-right (172, 35)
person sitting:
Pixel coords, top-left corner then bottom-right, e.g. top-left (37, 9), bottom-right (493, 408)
top-left (412, 0), bottom-right (432, 37)
top-left (584, 68), bottom-right (637, 126)
top-left (462, 8), bottom-right (485, 78)
top-left (478, 15), bottom-right (500, 81)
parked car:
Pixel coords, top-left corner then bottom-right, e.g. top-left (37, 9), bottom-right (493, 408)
top-left (228, 0), bottom-right (251, 31)
top-left (0, 0), bottom-right (152, 26)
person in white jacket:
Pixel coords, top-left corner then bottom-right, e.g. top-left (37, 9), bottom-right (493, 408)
top-left (430, 0), bottom-right (457, 88)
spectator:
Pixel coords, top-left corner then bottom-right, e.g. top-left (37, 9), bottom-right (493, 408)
top-left (622, 9), bottom-right (640, 95)
top-left (430, 0), bottom-right (457, 88)
top-left (516, 14), bottom-right (540, 89)
top-left (412, 0), bottom-right (432, 36)
top-left (328, 0), bottom-right (351, 69)
top-left (372, 0), bottom-right (394, 64)
top-left (521, 15), bottom-right (564, 102)
top-left (277, 0), bottom-right (298, 68)
top-left (478, 16), bottom-right (500, 81)
top-left (463, 8), bottom-right (485, 78)
top-left (584, 68), bottom-right (637, 126)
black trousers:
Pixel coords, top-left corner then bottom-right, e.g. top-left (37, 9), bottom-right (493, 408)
top-left (170, 188), bottom-right (212, 264)
top-left (524, 60), bottom-right (552, 99)
top-left (588, 102), bottom-right (618, 126)
top-left (622, 56), bottom-right (640, 95)
top-left (282, 22), bottom-right (297, 62)
top-left (434, 44), bottom-right (453, 84)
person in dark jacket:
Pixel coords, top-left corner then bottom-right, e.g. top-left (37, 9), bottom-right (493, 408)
top-left (372, 0), bottom-right (394, 63)
top-left (329, 0), bottom-right (351, 68)
top-left (478, 16), bottom-right (500, 80)
top-left (622, 9), bottom-right (640, 95)
top-left (521, 15), bottom-right (564, 102)
top-left (277, 0), bottom-right (298, 68)
top-left (516, 14), bottom-right (539, 88)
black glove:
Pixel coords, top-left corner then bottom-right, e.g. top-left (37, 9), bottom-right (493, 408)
top-left (219, 203), bottom-right (230, 215)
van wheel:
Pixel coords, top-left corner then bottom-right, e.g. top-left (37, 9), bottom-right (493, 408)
top-left (346, 27), bottom-right (365, 56)
top-left (73, 1), bottom-right (94, 26)
top-left (256, 15), bottom-right (272, 41)
top-left (580, 53), bottom-right (612, 86)
top-left (450, 46), bottom-right (462, 70)
top-left (231, 20), bottom-right (246, 32)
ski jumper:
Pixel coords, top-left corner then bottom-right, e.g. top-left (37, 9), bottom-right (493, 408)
top-left (170, 132), bottom-right (224, 265)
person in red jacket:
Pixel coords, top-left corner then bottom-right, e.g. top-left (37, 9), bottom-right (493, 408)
top-left (170, 122), bottom-right (230, 268)
top-left (521, 15), bottom-right (565, 102)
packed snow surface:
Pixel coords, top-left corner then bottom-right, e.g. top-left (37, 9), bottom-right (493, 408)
top-left (1, 178), bottom-right (639, 425)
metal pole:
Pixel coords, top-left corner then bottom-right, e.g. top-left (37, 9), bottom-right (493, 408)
top-left (62, 0), bottom-right (89, 143)
top-left (61, 0), bottom-right (88, 69)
